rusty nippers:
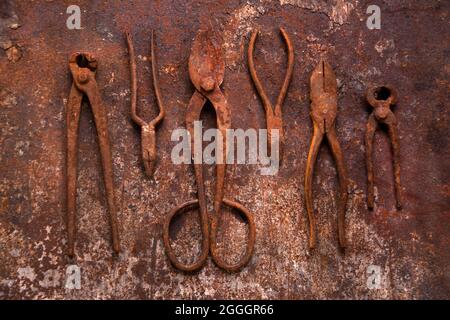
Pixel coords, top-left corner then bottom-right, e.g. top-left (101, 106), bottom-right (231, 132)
top-left (163, 29), bottom-right (256, 272)
top-left (365, 85), bottom-right (402, 210)
top-left (66, 53), bottom-right (120, 257)
top-left (126, 31), bottom-right (165, 177)
top-left (304, 60), bottom-right (348, 250)
top-left (247, 28), bottom-right (294, 160)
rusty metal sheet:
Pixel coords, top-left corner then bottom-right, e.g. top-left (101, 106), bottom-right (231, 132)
top-left (0, 0), bottom-right (449, 299)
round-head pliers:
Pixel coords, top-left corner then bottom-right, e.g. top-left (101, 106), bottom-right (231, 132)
top-left (66, 53), bottom-right (120, 257)
top-left (365, 85), bottom-right (402, 210)
top-left (163, 29), bottom-right (256, 272)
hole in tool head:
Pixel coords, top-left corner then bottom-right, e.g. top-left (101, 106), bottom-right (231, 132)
top-left (374, 86), bottom-right (391, 100)
top-left (76, 54), bottom-right (89, 68)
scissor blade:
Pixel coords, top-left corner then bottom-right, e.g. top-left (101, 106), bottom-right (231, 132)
top-left (310, 60), bottom-right (337, 102)
top-left (189, 29), bottom-right (225, 92)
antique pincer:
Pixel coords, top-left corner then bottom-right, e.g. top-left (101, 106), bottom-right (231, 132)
top-left (163, 29), bottom-right (256, 272)
top-left (247, 28), bottom-right (294, 161)
top-left (365, 85), bottom-right (402, 210)
top-left (126, 31), bottom-right (165, 177)
top-left (304, 60), bottom-right (348, 250)
top-left (66, 53), bottom-right (120, 257)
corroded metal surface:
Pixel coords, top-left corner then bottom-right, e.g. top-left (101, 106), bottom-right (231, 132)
top-left (0, 0), bottom-right (449, 299)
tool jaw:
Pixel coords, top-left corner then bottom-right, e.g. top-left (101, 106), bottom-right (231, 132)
top-left (69, 52), bottom-right (98, 92)
top-left (310, 96), bottom-right (337, 134)
top-left (188, 29), bottom-right (225, 96)
top-left (366, 85), bottom-right (397, 106)
top-left (310, 60), bottom-right (338, 134)
top-left (310, 60), bottom-right (337, 99)
top-left (366, 85), bottom-right (397, 122)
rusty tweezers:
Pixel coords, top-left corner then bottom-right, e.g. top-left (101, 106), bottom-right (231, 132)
top-left (163, 29), bottom-right (256, 272)
top-left (247, 28), bottom-right (294, 159)
top-left (304, 60), bottom-right (348, 249)
top-left (365, 85), bottom-right (402, 210)
top-left (66, 53), bottom-right (120, 257)
top-left (126, 31), bottom-right (165, 177)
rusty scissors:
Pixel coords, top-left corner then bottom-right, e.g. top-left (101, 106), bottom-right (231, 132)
top-left (163, 29), bottom-right (256, 272)
top-left (66, 53), bottom-right (120, 257)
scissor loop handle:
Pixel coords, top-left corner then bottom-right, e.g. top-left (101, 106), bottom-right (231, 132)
top-left (163, 200), bottom-right (210, 272)
top-left (210, 198), bottom-right (256, 272)
top-left (164, 199), bottom-right (256, 272)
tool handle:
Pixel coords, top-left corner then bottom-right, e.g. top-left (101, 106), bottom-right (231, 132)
top-left (83, 79), bottom-right (121, 254)
top-left (274, 27), bottom-right (294, 116)
top-left (365, 114), bottom-right (377, 210)
top-left (66, 84), bottom-right (83, 257)
top-left (163, 200), bottom-right (210, 272)
top-left (126, 32), bottom-right (146, 127)
top-left (205, 88), bottom-right (231, 216)
top-left (149, 30), bottom-right (165, 128)
top-left (304, 124), bottom-right (323, 250)
top-left (209, 199), bottom-right (256, 272)
top-left (326, 127), bottom-right (349, 249)
top-left (386, 114), bottom-right (402, 210)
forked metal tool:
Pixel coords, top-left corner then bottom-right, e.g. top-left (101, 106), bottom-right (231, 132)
top-left (126, 30), bottom-right (165, 177)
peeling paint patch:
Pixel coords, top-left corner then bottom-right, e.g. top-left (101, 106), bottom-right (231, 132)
top-left (375, 39), bottom-right (395, 55)
top-left (5, 44), bottom-right (22, 62)
top-left (280, 0), bottom-right (355, 26)
top-left (17, 267), bottom-right (36, 282)
top-left (223, 4), bottom-right (266, 67)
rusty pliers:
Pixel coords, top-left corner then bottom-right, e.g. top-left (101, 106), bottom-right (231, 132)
top-left (304, 60), bottom-right (348, 250)
top-left (163, 29), bottom-right (256, 272)
top-left (66, 53), bottom-right (120, 257)
top-left (365, 85), bottom-right (402, 210)
top-left (247, 28), bottom-right (294, 160)
top-left (126, 31), bottom-right (165, 177)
